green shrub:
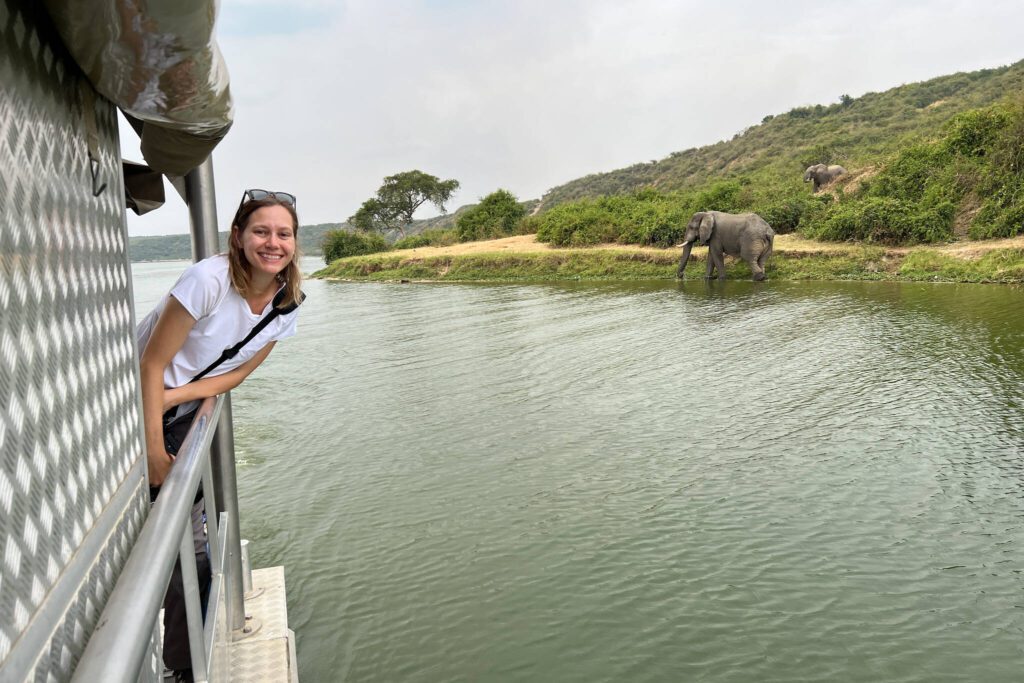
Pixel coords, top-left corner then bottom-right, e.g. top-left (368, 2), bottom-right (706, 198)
top-left (942, 107), bottom-right (1011, 157)
top-left (614, 198), bottom-right (689, 247)
top-left (394, 228), bottom-right (458, 249)
top-left (804, 197), bottom-right (953, 244)
top-left (534, 200), bottom-right (621, 246)
top-left (456, 189), bottom-right (528, 241)
top-left (533, 191), bottom-right (690, 247)
top-left (867, 144), bottom-right (950, 203)
top-left (321, 230), bottom-right (390, 263)
top-left (758, 195), bottom-right (829, 234)
top-left (971, 200), bottom-right (1024, 239)
top-left (690, 180), bottom-right (750, 213)
top-left (967, 98), bottom-right (1024, 238)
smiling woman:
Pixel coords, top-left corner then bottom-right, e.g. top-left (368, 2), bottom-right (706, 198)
top-left (134, 189), bottom-right (305, 680)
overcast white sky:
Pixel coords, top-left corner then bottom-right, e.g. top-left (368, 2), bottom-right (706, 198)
top-left (122, 0), bottom-right (1024, 237)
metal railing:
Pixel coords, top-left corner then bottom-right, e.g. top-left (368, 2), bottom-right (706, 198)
top-left (71, 394), bottom-right (245, 682)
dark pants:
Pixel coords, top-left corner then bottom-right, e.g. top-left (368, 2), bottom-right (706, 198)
top-left (152, 407), bottom-right (211, 673)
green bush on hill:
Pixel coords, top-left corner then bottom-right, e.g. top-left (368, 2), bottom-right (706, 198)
top-left (842, 97), bottom-right (1024, 242)
top-left (758, 194), bottom-right (830, 234)
top-left (532, 179), bottom-right (834, 246)
top-left (532, 198), bottom-right (623, 246)
top-left (533, 191), bottom-right (692, 247)
top-left (393, 228), bottom-right (459, 249)
top-left (689, 180), bottom-right (752, 213)
top-left (802, 197), bottom-right (955, 244)
top-left (969, 99), bottom-right (1024, 238)
top-left (322, 230), bottom-right (390, 263)
top-left (456, 189), bottom-right (528, 242)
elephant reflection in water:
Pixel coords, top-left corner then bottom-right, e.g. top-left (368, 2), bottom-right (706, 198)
top-left (676, 211), bottom-right (775, 282)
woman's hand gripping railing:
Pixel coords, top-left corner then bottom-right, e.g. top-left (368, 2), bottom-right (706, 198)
top-left (72, 395), bottom-right (225, 683)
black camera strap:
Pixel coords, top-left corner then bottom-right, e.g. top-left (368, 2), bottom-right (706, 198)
top-left (190, 288), bottom-right (306, 383)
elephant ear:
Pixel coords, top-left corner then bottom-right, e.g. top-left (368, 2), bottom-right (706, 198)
top-left (699, 213), bottom-right (714, 243)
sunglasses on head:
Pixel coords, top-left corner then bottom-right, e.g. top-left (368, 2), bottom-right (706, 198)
top-left (238, 188), bottom-right (297, 211)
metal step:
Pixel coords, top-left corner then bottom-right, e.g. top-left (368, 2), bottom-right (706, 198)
top-left (228, 566), bottom-right (298, 683)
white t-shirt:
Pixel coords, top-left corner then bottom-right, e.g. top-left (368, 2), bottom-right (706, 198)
top-left (137, 255), bottom-right (299, 392)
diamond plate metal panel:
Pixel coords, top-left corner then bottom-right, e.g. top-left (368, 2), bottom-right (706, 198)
top-left (1, 1), bottom-right (151, 681)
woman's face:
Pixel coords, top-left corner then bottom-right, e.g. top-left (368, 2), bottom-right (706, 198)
top-left (237, 205), bottom-right (296, 277)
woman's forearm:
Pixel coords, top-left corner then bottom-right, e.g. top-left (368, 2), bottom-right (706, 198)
top-left (167, 368), bottom-right (248, 406)
top-left (164, 341), bottom-right (277, 408)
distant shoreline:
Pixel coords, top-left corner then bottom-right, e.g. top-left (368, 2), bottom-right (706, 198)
top-left (130, 252), bottom-right (322, 265)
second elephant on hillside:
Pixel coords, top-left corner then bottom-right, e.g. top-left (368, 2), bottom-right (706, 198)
top-left (803, 163), bottom-right (847, 192)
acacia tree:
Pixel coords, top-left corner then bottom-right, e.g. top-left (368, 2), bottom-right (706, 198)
top-left (350, 170), bottom-right (460, 238)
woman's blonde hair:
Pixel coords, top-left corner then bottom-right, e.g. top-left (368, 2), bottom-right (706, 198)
top-left (227, 197), bottom-right (303, 308)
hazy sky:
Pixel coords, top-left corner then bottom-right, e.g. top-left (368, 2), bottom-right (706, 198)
top-left (122, 0), bottom-right (1024, 237)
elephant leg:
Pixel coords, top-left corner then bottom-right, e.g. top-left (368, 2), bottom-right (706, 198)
top-left (704, 251), bottom-right (715, 279)
top-left (712, 249), bottom-right (727, 281)
top-left (740, 244), bottom-right (758, 280)
top-left (751, 260), bottom-right (766, 281)
top-left (746, 252), bottom-right (764, 281)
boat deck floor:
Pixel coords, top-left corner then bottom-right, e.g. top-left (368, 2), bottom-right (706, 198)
top-left (229, 566), bottom-right (298, 682)
top-left (162, 565), bottom-right (297, 682)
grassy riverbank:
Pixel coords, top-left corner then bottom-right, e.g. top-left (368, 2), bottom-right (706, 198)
top-left (313, 235), bottom-right (1024, 284)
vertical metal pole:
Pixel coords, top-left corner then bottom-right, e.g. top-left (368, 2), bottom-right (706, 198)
top-left (185, 159), bottom-right (221, 260)
top-left (211, 405), bottom-right (246, 630)
top-left (184, 158), bottom-right (247, 631)
top-left (179, 527), bottom-right (209, 682)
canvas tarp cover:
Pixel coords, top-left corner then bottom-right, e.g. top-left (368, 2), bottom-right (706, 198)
top-left (43, 0), bottom-right (234, 175)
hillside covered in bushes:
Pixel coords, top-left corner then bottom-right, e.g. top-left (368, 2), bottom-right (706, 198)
top-left (537, 60), bottom-right (1024, 209)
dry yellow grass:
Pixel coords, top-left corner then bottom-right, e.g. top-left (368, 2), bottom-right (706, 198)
top-left (388, 233), bottom-right (1024, 261)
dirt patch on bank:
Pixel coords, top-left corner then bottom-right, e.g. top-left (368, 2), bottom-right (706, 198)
top-left (393, 235), bottom-right (555, 258)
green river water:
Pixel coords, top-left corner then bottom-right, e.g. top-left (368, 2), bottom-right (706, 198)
top-left (132, 259), bottom-right (1024, 682)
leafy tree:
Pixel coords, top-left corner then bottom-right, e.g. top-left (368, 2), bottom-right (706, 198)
top-left (456, 189), bottom-right (527, 242)
top-left (350, 170), bottom-right (460, 238)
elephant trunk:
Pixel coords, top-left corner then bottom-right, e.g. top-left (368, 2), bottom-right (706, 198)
top-left (677, 241), bottom-right (693, 279)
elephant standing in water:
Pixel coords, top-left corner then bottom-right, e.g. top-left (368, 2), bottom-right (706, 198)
top-left (677, 211), bottom-right (775, 281)
top-left (803, 163), bottom-right (847, 192)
